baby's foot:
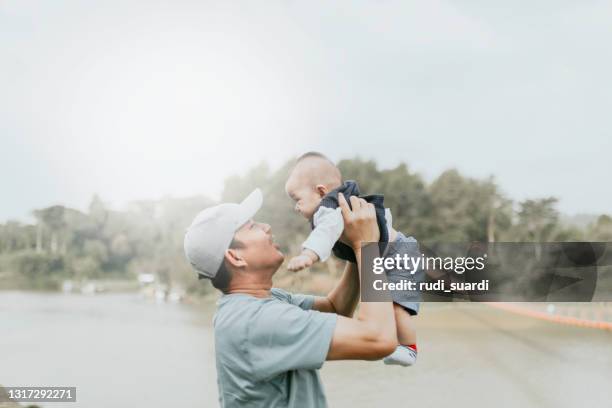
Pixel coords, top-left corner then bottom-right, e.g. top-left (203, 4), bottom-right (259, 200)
top-left (287, 254), bottom-right (314, 272)
top-left (383, 345), bottom-right (417, 367)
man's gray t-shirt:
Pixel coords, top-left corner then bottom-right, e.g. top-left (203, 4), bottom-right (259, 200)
top-left (213, 288), bottom-right (337, 407)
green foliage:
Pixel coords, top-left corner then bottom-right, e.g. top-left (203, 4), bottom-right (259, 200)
top-left (0, 195), bottom-right (214, 291)
top-left (511, 198), bottom-right (560, 241)
top-left (8, 251), bottom-right (65, 290)
top-left (13, 251), bottom-right (64, 278)
top-left (589, 215), bottom-right (612, 241)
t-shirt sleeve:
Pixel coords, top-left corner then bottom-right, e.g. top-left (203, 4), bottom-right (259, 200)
top-left (270, 288), bottom-right (315, 310)
top-left (247, 300), bottom-right (337, 381)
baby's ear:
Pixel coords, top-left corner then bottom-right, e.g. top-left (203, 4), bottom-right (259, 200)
top-left (315, 184), bottom-right (328, 197)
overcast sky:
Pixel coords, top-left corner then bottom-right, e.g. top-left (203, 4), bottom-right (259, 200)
top-left (1, 0), bottom-right (611, 221)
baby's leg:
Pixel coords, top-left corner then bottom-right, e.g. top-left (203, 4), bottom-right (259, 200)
top-left (383, 303), bottom-right (418, 367)
top-left (394, 303), bottom-right (417, 345)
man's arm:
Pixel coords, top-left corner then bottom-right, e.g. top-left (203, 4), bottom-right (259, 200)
top-left (325, 194), bottom-right (397, 361)
top-left (312, 261), bottom-right (359, 317)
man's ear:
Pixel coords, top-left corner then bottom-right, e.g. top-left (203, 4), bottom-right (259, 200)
top-left (315, 184), bottom-right (329, 197)
top-left (225, 248), bottom-right (247, 268)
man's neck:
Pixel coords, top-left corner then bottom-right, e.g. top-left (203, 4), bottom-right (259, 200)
top-left (225, 266), bottom-right (276, 298)
top-left (226, 279), bottom-right (273, 298)
top-left (226, 287), bottom-right (271, 298)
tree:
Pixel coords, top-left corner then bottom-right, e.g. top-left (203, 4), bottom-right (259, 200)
top-left (33, 206), bottom-right (68, 254)
top-left (425, 170), bottom-right (512, 242)
top-left (589, 215), bottom-right (612, 241)
top-left (514, 198), bottom-right (560, 242)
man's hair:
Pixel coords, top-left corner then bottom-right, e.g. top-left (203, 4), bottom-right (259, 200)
top-left (211, 238), bottom-right (244, 293)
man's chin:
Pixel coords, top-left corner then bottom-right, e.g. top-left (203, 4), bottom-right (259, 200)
top-left (273, 252), bottom-right (285, 269)
top-left (272, 243), bottom-right (284, 256)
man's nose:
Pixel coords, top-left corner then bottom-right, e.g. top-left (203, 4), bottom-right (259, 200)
top-left (294, 203), bottom-right (300, 213)
top-left (260, 223), bottom-right (271, 233)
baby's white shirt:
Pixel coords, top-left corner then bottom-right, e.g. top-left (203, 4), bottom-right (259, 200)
top-left (302, 206), bottom-right (393, 262)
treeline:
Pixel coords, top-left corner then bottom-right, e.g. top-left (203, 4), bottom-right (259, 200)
top-left (0, 195), bottom-right (213, 290)
top-left (223, 159), bottom-right (612, 244)
top-left (1, 158), bottom-right (611, 292)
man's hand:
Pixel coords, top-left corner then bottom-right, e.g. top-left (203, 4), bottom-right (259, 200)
top-left (338, 194), bottom-right (380, 250)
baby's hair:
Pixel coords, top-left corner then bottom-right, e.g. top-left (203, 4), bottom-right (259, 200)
top-left (296, 151), bottom-right (332, 163)
top-left (292, 151), bottom-right (342, 189)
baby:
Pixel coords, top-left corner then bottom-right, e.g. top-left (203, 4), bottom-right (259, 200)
top-left (285, 152), bottom-right (422, 366)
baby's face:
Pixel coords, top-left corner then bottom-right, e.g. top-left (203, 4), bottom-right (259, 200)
top-left (285, 178), bottom-right (322, 220)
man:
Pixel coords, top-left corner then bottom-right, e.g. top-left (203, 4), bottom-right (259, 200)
top-left (184, 188), bottom-right (397, 407)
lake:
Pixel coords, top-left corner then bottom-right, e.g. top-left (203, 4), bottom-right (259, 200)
top-left (1, 292), bottom-right (218, 407)
top-left (2, 292), bottom-right (611, 408)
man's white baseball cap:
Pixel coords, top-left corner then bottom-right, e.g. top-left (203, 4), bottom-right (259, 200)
top-left (184, 188), bottom-right (263, 279)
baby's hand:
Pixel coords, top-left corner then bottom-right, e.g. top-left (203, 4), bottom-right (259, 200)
top-left (287, 254), bottom-right (315, 272)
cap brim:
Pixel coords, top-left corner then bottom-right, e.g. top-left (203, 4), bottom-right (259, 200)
top-left (234, 188), bottom-right (263, 231)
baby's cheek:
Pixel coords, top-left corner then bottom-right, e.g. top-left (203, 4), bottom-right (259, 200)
top-left (308, 201), bottom-right (319, 214)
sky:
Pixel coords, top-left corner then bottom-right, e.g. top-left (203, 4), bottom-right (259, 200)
top-left (1, 0), bottom-right (611, 222)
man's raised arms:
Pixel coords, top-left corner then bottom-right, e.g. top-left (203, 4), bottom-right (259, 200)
top-left (321, 194), bottom-right (397, 361)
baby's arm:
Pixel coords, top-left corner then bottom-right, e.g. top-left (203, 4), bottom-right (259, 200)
top-left (286, 248), bottom-right (319, 272)
top-left (287, 207), bottom-right (344, 272)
